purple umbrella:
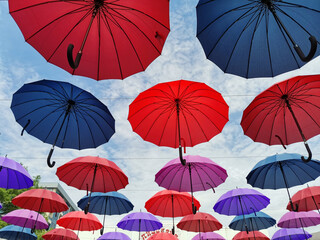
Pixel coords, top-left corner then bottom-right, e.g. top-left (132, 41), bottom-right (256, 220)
top-left (98, 231), bottom-right (131, 240)
top-left (155, 155), bottom-right (228, 213)
top-left (271, 228), bottom-right (312, 240)
top-left (1, 209), bottom-right (49, 230)
top-left (278, 211), bottom-right (320, 228)
top-left (0, 156), bottom-right (33, 189)
top-left (192, 232), bottom-right (226, 240)
top-left (117, 212), bottom-right (162, 240)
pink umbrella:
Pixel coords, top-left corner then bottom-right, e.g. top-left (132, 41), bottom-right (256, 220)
top-left (148, 232), bottom-right (178, 240)
top-left (277, 211), bottom-right (320, 228)
top-left (192, 232), bottom-right (226, 240)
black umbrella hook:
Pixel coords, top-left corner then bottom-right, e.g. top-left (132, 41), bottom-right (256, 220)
top-left (176, 99), bottom-right (186, 166)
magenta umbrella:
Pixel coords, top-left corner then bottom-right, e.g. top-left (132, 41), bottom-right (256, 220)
top-left (155, 155), bottom-right (227, 214)
top-left (192, 232), bottom-right (226, 240)
top-left (278, 211), bottom-right (320, 229)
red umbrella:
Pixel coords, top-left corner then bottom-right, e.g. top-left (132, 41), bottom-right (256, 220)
top-left (232, 231), bottom-right (269, 240)
top-left (9, 0), bottom-right (170, 80)
top-left (42, 228), bottom-right (79, 240)
top-left (148, 232), bottom-right (179, 240)
top-left (287, 186), bottom-right (320, 213)
top-left (241, 75), bottom-right (320, 162)
top-left (128, 79), bottom-right (229, 165)
top-left (145, 190), bottom-right (201, 235)
top-left (56, 156), bottom-right (128, 213)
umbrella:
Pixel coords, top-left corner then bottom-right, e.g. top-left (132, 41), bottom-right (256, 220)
top-left (128, 79), bottom-right (229, 165)
top-left (10, 79), bottom-right (115, 167)
top-left (145, 189), bottom-right (201, 234)
top-left (241, 75), bottom-right (320, 162)
top-left (287, 186), bottom-right (320, 213)
top-left (0, 155), bottom-right (33, 189)
top-left (0, 225), bottom-right (37, 240)
top-left (42, 228), bottom-right (79, 240)
top-left (155, 155), bottom-right (227, 214)
top-left (9, 0), bottom-right (170, 80)
top-left (246, 153), bottom-right (320, 211)
top-left (1, 209), bottom-right (49, 230)
top-left (229, 211), bottom-right (276, 232)
top-left (57, 156), bottom-right (128, 213)
top-left (196, 0), bottom-right (320, 79)
top-left (117, 212), bottom-right (163, 240)
top-left (77, 191), bottom-right (134, 234)
top-left (148, 232), bottom-right (179, 240)
top-left (271, 228), bottom-right (312, 240)
top-left (192, 232), bottom-right (225, 240)
top-left (232, 231), bottom-right (269, 240)
top-left (278, 211), bottom-right (320, 229)
top-left (98, 231), bottom-right (131, 240)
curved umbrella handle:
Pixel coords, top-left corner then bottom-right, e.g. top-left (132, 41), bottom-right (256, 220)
top-left (294, 36), bottom-right (317, 62)
top-left (192, 202), bottom-right (197, 214)
top-left (21, 119), bottom-right (31, 136)
top-left (47, 147), bottom-right (56, 168)
top-left (290, 200), bottom-right (299, 212)
top-left (100, 228), bottom-right (104, 235)
top-left (301, 142), bottom-right (312, 162)
top-left (275, 135), bottom-right (286, 149)
top-left (67, 44), bottom-right (82, 69)
top-left (179, 146), bottom-right (186, 165)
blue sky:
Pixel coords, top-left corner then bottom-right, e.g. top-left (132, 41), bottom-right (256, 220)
top-left (0, 0), bottom-right (320, 239)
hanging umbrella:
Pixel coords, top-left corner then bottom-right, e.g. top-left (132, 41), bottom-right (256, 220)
top-left (241, 75), bottom-right (320, 162)
top-left (128, 79), bottom-right (229, 165)
top-left (57, 156), bottom-right (128, 213)
top-left (271, 228), bottom-right (312, 240)
top-left (117, 212), bottom-right (163, 240)
top-left (287, 186), bottom-right (320, 213)
top-left (278, 211), bottom-right (320, 229)
top-left (196, 0), bottom-right (320, 79)
top-left (77, 191), bottom-right (133, 234)
top-left (192, 232), bottom-right (226, 240)
top-left (8, 0), bottom-right (170, 80)
top-left (149, 232), bottom-right (179, 240)
top-left (0, 156), bottom-right (33, 189)
top-left (155, 155), bottom-right (227, 214)
top-left (2, 209), bottom-right (49, 230)
top-left (0, 225), bottom-right (37, 240)
top-left (10, 79), bottom-right (115, 167)
top-left (229, 211), bottom-right (276, 232)
top-left (43, 228), bottom-right (79, 240)
top-left (246, 153), bottom-right (320, 212)
top-left (232, 231), bottom-right (269, 240)
top-left (98, 231), bottom-right (131, 240)
top-left (145, 189), bottom-right (201, 235)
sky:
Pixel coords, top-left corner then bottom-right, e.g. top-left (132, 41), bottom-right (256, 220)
top-left (0, 0), bottom-right (320, 239)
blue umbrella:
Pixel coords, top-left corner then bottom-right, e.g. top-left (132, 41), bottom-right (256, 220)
top-left (0, 225), bottom-right (37, 240)
top-left (10, 79), bottom-right (115, 168)
top-left (229, 211), bottom-right (276, 231)
top-left (196, 0), bottom-right (320, 78)
top-left (246, 153), bottom-right (320, 211)
top-left (77, 192), bottom-right (134, 235)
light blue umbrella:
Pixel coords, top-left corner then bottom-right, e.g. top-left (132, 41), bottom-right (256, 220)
top-left (229, 211), bottom-right (276, 231)
top-left (0, 225), bottom-right (37, 240)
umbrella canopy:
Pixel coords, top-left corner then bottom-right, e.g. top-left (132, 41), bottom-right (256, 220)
top-left (57, 211), bottom-right (102, 231)
top-left (229, 211), bottom-right (276, 231)
top-left (2, 209), bottom-right (49, 230)
top-left (278, 211), bottom-right (320, 228)
top-left (98, 231), bottom-right (131, 240)
top-left (77, 192), bottom-right (133, 234)
top-left (128, 79), bottom-right (229, 164)
top-left (241, 75), bottom-right (320, 162)
top-left (10, 79), bottom-right (115, 167)
top-left (192, 232), bottom-right (225, 240)
top-left (177, 212), bottom-right (222, 233)
top-left (196, 0), bottom-right (320, 79)
top-left (0, 156), bottom-right (33, 189)
top-left (271, 228), bottom-right (312, 240)
top-left (0, 225), bottom-right (37, 240)
top-left (42, 228), bottom-right (79, 240)
top-left (148, 232), bottom-right (178, 240)
top-left (232, 231), bottom-right (269, 240)
top-left (246, 153), bottom-right (320, 211)
top-left (287, 186), bottom-right (320, 213)
top-left (9, 0), bottom-right (170, 80)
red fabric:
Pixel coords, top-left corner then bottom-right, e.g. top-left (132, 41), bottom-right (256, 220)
top-left (12, 189), bottom-right (68, 213)
top-left (241, 75), bottom-right (320, 146)
top-left (43, 228), bottom-right (79, 240)
top-left (148, 232), bottom-right (179, 240)
top-left (145, 190), bottom-right (201, 217)
top-left (9, 0), bottom-right (170, 80)
top-left (57, 211), bottom-right (102, 231)
top-left (177, 212), bottom-right (222, 232)
top-left (128, 80), bottom-right (229, 148)
top-left (232, 231), bottom-right (269, 240)
top-left (287, 186), bottom-right (320, 211)
top-left (56, 156), bottom-right (128, 192)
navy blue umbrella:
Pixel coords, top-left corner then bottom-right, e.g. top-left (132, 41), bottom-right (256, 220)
top-left (247, 153), bottom-right (320, 211)
top-left (77, 192), bottom-right (134, 235)
top-left (196, 0), bottom-right (320, 78)
top-left (0, 225), bottom-right (37, 240)
top-left (10, 79), bottom-right (115, 168)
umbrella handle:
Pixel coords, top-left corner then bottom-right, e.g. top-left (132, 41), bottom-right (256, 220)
top-left (100, 228), bottom-right (104, 235)
top-left (179, 146), bottom-right (186, 165)
top-left (67, 44), bottom-right (82, 69)
top-left (21, 119), bottom-right (30, 136)
top-left (47, 147), bottom-right (56, 168)
top-left (172, 226), bottom-right (175, 235)
top-left (294, 36), bottom-right (317, 62)
top-left (301, 142), bottom-right (312, 162)
top-left (192, 202), bottom-right (197, 214)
